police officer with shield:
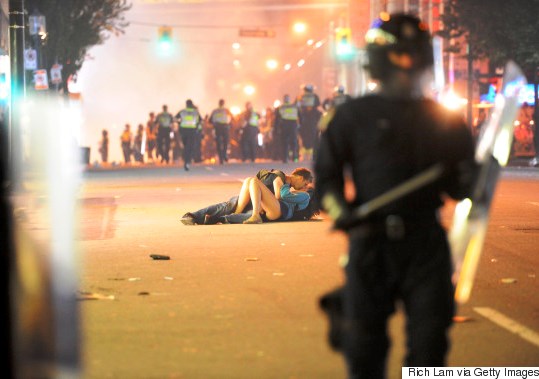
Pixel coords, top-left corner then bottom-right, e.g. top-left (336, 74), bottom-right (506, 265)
top-left (314, 13), bottom-right (476, 378)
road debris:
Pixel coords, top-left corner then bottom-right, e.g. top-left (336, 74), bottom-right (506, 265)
top-left (150, 254), bottom-right (170, 260)
top-left (77, 291), bottom-right (115, 300)
top-left (500, 278), bottom-right (517, 284)
top-left (453, 315), bottom-right (474, 323)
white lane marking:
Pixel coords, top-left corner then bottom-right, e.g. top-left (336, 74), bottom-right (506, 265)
top-left (528, 202), bottom-right (539, 207)
top-left (474, 307), bottom-right (539, 347)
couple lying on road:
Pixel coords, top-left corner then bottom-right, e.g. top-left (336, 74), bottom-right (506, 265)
top-left (180, 167), bottom-right (319, 225)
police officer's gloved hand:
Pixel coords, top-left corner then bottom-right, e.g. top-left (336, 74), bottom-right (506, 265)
top-left (321, 192), bottom-right (356, 231)
top-left (333, 212), bottom-right (357, 231)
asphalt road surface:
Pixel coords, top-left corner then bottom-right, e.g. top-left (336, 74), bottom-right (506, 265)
top-left (19, 161), bottom-right (539, 378)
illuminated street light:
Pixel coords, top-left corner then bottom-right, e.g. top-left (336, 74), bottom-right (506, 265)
top-left (440, 89), bottom-right (467, 110)
top-left (284, 63), bottom-right (292, 71)
top-left (244, 84), bottom-right (256, 96)
top-left (230, 106), bottom-right (241, 116)
top-left (266, 59), bottom-right (278, 70)
top-left (232, 42), bottom-right (241, 50)
top-left (297, 59), bottom-right (305, 67)
top-left (293, 22), bottom-right (307, 34)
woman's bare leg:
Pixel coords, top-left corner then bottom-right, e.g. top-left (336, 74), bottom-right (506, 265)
top-left (244, 178), bottom-right (281, 223)
top-left (234, 177), bottom-right (253, 214)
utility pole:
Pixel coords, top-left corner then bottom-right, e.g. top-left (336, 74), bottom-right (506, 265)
top-left (9, 0), bottom-right (25, 187)
top-left (5, 3), bottom-right (24, 378)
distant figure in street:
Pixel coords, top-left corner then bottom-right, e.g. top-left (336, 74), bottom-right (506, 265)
top-left (322, 85), bottom-right (352, 112)
top-left (99, 129), bottom-right (109, 164)
top-left (240, 101), bottom-right (261, 162)
top-left (133, 123), bottom-right (145, 163)
top-left (145, 112), bottom-right (157, 162)
top-left (155, 104), bottom-right (174, 164)
top-left (120, 124), bottom-right (132, 164)
top-left (209, 99), bottom-right (233, 164)
top-left (297, 84), bottom-right (322, 161)
top-left (176, 99), bottom-right (203, 171)
top-left (275, 94), bottom-right (300, 163)
top-left (319, 85), bottom-right (354, 133)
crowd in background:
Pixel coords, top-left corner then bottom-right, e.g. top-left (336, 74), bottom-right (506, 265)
top-left (96, 85), bottom-right (352, 168)
top-left (97, 87), bottom-right (537, 169)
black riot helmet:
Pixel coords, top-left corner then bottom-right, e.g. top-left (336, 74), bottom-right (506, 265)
top-left (365, 13), bottom-right (433, 80)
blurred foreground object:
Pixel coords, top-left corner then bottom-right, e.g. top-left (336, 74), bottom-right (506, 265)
top-left (450, 61), bottom-right (527, 304)
top-left (11, 96), bottom-right (83, 377)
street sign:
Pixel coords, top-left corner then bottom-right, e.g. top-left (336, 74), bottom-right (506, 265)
top-left (24, 49), bottom-right (37, 70)
top-left (239, 28), bottom-right (276, 38)
top-left (34, 69), bottom-right (49, 90)
top-left (50, 64), bottom-right (63, 85)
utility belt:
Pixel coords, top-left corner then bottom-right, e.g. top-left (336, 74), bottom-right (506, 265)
top-left (348, 212), bottom-right (439, 240)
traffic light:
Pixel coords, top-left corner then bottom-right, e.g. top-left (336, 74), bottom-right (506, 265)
top-left (335, 27), bottom-right (354, 60)
top-left (158, 26), bottom-right (173, 52)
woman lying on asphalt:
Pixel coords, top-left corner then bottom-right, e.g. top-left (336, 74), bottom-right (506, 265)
top-left (180, 171), bottom-right (319, 225)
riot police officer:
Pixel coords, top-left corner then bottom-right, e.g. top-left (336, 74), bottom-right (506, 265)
top-left (240, 102), bottom-right (260, 162)
top-left (297, 84), bottom-right (322, 161)
top-left (155, 105), bottom-right (175, 164)
top-left (275, 94), bottom-right (300, 163)
top-left (209, 99), bottom-right (233, 164)
top-left (334, 85), bottom-right (351, 108)
top-left (315, 13), bottom-right (476, 378)
top-left (176, 99), bottom-right (202, 171)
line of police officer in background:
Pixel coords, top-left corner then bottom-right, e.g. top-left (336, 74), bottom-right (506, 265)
top-left (99, 84), bottom-right (352, 170)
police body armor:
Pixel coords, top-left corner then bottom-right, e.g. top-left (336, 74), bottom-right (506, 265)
top-left (248, 112), bottom-right (259, 127)
top-left (157, 113), bottom-right (173, 128)
top-left (211, 108), bottom-right (230, 125)
top-left (300, 93), bottom-right (316, 110)
top-left (179, 108), bottom-right (200, 129)
top-left (279, 104), bottom-right (299, 121)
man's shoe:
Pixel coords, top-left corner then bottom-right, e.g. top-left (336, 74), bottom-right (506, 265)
top-left (184, 163), bottom-right (190, 171)
top-left (180, 213), bottom-right (196, 225)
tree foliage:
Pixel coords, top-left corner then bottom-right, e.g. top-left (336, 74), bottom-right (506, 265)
top-left (439, 0), bottom-right (539, 79)
top-left (25, 0), bottom-right (131, 92)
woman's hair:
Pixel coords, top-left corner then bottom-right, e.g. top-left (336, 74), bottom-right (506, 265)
top-left (289, 187), bottom-right (320, 221)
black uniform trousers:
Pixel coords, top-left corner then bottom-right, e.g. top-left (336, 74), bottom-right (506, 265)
top-left (279, 121), bottom-right (299, 162)
top-left (241, 126), bottom-right (258, 162)
top-left (214, 123), bottom-right (230, 163)
top-left (343, 219), bottom-right (454, 379)
top-left (157, 127), bottom-right (171, 163)
top-left (180, 127), bottom-right (198, 166)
